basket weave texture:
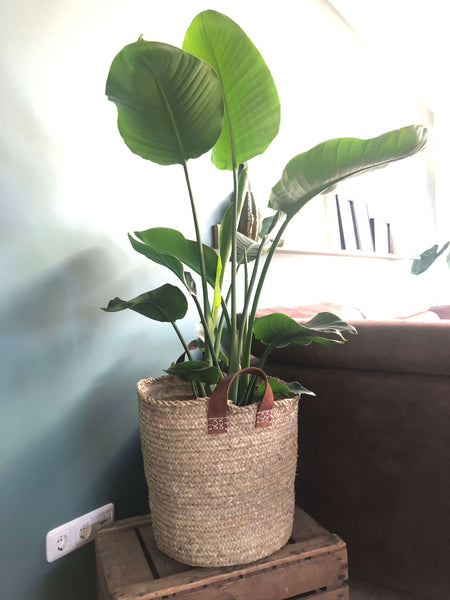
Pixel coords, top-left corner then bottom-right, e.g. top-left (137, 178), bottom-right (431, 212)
top-left (137, 375), bottom-right (299, 567)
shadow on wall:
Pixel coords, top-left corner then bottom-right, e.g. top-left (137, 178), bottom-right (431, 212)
top-left (0, 246), bottom-right (162, 600)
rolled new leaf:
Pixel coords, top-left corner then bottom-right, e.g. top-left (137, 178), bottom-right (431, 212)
top-left (183, 10), bottom-right (280, 170)
top-left (102, 284), bottom-right (188, 322)
top-left (253, 312), bottom-right (357, 348)
top-left (106, 38), bottom-right (224, 165)
top-left (165, 360), bottom-right (221, 385)
top-left (269, 125), bottom-right (427, 216)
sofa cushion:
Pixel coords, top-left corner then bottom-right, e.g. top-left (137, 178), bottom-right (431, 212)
top-left (255, 319), bottom-right (450, 377)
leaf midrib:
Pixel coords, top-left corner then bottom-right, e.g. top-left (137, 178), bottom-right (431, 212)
top-left (143, 59), bottom-right (186, 163)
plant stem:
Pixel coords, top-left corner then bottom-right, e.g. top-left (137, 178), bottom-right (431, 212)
top-left (171, 321), bottom-right (194, 360)
top-left (230, 165), bottom-right (239, 353)
top-left (239, 234), bottom-right (268, 370)
top-left (243, 214), bottom-right (291, 371)
top-left (181, 160), bottom-right (212, 356)
top-left (228, 163), bottom-right (241, 401)
top-left (191, 294), bottom-right (221, 373)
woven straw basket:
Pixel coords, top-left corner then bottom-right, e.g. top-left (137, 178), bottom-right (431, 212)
top-left (137, 367), bottom-right (299, 567)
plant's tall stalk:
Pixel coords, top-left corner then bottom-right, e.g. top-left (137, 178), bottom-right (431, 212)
top-left (191, 294), bottom-right (221, 374)
top-left (241, 214), bottom-right (292, 398)
top-left (239, 234), bottom-right (269, 368)
top-left (171, 321), bottom-right (194, 361)
top-left (236, 249), bottom-right (250, 401)
top-left (181, 160), bottom-right (212, 361)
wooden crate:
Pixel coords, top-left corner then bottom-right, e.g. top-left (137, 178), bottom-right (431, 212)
top-left (95, 506), bottom-right (348, 600)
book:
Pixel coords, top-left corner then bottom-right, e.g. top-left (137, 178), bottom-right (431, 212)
top-left (370, 218), bottom-right (391, 254)
top-left (323, 194), bottom-right (343, 250)
top-left (352, 199), bottom-right (374, 252)
top-left (336, 195), bottom-right (358, 251)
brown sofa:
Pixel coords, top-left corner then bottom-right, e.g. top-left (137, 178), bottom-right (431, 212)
top-left (255, 305), bottom-right (450, 599)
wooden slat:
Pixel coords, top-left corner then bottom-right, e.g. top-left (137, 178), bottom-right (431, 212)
top-left (291, 505), bottom-right (330, 541)
top-left (138, 522), bottom-right (191, 578)
top-left (96, 514), bottom-right (151, 536)
top-left (95, 529), bottom-right (154, 597)
top-left (166, 549), bottom-right (348, 600)
top-left (294, 584), bottom-right (349, 600)
top-left (96, 553), bottom-right (110, 600)
top-left (114, 535), bottom-right (347, 600)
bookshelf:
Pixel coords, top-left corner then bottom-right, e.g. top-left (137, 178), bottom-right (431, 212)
top-left (275, 248), bottom-right (417, 260)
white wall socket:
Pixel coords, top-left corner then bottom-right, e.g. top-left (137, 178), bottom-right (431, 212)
top-left (46, 503), bottom-right (114, 562)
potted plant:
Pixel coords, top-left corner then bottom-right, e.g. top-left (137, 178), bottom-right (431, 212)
top-left (103, 9), bottom-right (427, 567)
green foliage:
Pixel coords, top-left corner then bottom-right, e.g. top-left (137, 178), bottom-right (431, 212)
top-left (131, 228), bottom-right (218, 286)
top-left (102, 284), bottom-right (187, 322)
top-left (104, 9), bottom-right (427, 402)
top-left (257, 378), bottom-right (316, 398)
top-left (269, 126), bottom-right (427, 217)
top-left (106, 38), bottom-right (223, 165)
top-left (165, 361), bottom-right (221, 385)
top-left (253, 312), bottom-right (357, 348)
top-left (182, 10), bottom-right (280, 170)
top-left (411, 242), bottom-right (450, 275)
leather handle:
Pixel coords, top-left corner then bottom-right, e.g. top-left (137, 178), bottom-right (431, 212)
top-left (207, 367), bottom-right (273, 434)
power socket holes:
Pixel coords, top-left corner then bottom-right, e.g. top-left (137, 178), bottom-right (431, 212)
top-left (46, 503), bottom-right (114, 562)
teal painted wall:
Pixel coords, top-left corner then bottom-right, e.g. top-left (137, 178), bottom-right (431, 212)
top-left (1, 1), bottom-right (441, 598)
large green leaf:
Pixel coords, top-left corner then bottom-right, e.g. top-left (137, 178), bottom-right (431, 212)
top-left (130, 228), bottom-right (218, 286)
top-left (128, 234), bottom-right (184, 282)
top-left (269, 125), bottom-right (427, 216)
top-left (253, 312), bottom-right (357, 348)
top-left (183, 10), bottom-right (280, 170)
top-left (165, 360), bottom-right (221, 384)
top-left (106, 38), bottom-right (224, 165)
top-left (102, 284), bottom-right (188, 322)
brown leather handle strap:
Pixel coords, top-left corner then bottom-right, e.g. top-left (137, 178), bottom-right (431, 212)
top-left (207, 367), bottom-right (274, 434)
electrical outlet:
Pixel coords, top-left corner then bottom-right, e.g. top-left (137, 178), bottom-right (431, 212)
top-left (46, 503), bottom-right (114, 562)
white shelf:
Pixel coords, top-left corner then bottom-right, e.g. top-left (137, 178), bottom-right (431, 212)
top-left (275, 249), bottom-right (418, 260)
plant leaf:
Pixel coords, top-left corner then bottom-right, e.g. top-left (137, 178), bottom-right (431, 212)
top-left (131, 228), bottom-right (218, 286)
top-left (183, 272), bottom-right (197, 295)
top-left (269, 125), bottom-right (427, 216)
top-left (302, 312), bottom-right (358, 336)
top-left (253, 312), bottom-right (357, 348)
top-left (411, 242), bottom-right (450, 275)
top-left (165, 360), bottom-right (221, 384)
top-left (257, 378), bottom-right (315, 397)
top-left (259, 211), bottom-right (284, 238)
top-left (183, 10), bottom-right (280, 170)
top-left (102, 284), bottom-right (188, 322)
top-left (236, 232), bottom-right (268, 263)
top-left (106, 38), bottom-right (224, 165)
top-left (128, 234), bottom-right (185, 282)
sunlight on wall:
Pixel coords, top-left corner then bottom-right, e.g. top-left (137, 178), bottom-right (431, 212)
top-left (4, 0), bottom-right (433, 246)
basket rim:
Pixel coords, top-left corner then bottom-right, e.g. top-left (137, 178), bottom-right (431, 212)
top-left (137, 375), bottom-right (300, 409)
